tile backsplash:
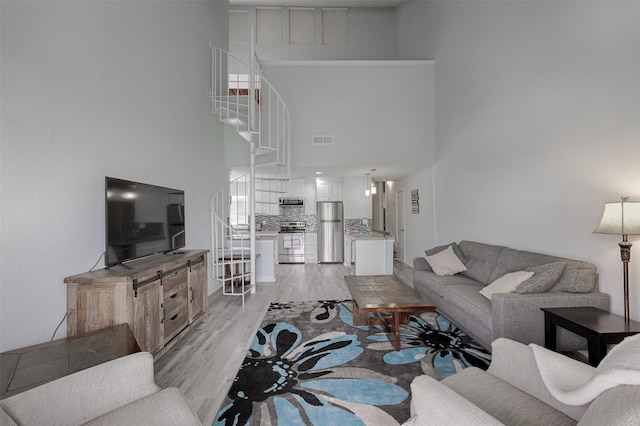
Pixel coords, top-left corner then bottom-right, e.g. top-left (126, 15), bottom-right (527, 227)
top-left (256, 212), bottom-right (317, 232)
top-left (255, 214), bottom-right (370, 235)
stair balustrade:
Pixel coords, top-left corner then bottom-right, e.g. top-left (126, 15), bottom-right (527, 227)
top-left (209, 44), bottom-right (291, 305)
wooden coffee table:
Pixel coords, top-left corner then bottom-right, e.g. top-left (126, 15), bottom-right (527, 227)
top-left (344, 275), bottom-right (436, 351)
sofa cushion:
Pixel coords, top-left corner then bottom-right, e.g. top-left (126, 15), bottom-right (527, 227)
top-left (480, 271), bottom-right (534, 300)
top-left (443, 367), bottom-right (577, 426)
top-left (414, 270), bottom-right (481, 299)
top-left (441, 284), bottom-right (492, 329)
top-left (425, 245), bottom-right (467, 276)
top-left (83, 388), bottom-right (201, 426)
top-left (458, 241), bottom-right (504, 284)
top-left (423, 242), bottom-right (467, 272)
top-left (0, 407), bottom-right (18, 426)
top-left (514, 262), bottom-right (567, 293)
top-left (549, 262), bottom-right (597, 293)
top-left (486, 246), bottom-right (597, 293)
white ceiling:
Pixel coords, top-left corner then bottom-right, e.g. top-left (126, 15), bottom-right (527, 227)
top-left (230, 0), bottom-right (409, 8)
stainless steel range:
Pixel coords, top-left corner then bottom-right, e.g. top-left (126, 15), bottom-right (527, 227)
top-left (278, 221), bottom-right (306, 264)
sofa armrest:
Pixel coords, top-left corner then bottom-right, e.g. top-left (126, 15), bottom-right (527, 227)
top-left (0, 352), bottom-right (161, 426)
top-left (491, 291), bottom-right (610, 349)
top-left (408, 375), bottom-right (504, 425)
top-left (488, 338), bottom-right (589, 421)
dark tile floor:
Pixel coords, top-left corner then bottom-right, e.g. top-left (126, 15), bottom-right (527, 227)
top-left (1, 324), bottom-right (136, 399)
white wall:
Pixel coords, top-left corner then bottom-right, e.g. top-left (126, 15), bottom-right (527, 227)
top-left (343, 176), bottom-right (372, 220)
top-left (261, 60), bottom-right (436, 177)
top-left (389, 167), bottom-right (436, 263)
top-left (230, 7), bottom-right (398, 62)
top-left (398, 1), bottom-right (640, 320)
top-left (0, 0), bottom-right (229, 351)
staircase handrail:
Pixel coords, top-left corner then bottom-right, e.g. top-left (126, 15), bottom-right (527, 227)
top-left (210, 45), bottom-right (291, 165)
top-left (209, 45), bottom-right (291, 305)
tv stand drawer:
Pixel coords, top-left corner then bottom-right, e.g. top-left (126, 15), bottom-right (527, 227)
top-left (163, 308), bottom-right (189, 345)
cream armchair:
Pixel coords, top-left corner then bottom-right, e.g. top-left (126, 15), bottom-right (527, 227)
top-left (404, 337), bottom-right (640, 425)
top-left (0, 352), bottom-right (201, 426)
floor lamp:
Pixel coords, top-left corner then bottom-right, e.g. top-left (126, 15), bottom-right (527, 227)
top-left (594, 197), bottom-right (640, 321)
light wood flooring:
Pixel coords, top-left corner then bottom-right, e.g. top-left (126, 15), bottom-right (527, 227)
top-left (154, 260), bottom-right (414, 425)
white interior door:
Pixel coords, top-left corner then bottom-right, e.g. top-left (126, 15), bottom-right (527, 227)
top-left (396, 190), bottom-right (405, 262)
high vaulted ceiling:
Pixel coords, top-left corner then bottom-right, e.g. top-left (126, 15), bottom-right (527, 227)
top-left (230, 0), bottom-right (410, 7)
top-left (228, 0), bottom-right (417, 181)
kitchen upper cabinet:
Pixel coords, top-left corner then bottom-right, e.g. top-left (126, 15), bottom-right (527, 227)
top-left (255, 178), bottom-right (283, 215)
top-left (284, 180), bottom-right (305, 198)
top-left (316, 178), bottom-right (342, 202)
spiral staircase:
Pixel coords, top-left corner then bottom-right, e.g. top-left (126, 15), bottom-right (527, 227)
top-left (209, 43), bottom-right (291, 305)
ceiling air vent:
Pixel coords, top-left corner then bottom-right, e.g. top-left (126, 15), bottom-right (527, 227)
top-left (312, 135), bottom-right (334, 145)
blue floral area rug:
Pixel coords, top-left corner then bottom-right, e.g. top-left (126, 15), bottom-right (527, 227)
top-left (214, 300), bottom-right (491, 426)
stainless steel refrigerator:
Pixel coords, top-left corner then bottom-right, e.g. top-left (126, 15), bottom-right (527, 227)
top-left (317, 201), bottom-right (344, 263)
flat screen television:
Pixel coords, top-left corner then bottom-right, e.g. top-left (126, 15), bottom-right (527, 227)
top-left (105, 177), bottom-right (185, 267)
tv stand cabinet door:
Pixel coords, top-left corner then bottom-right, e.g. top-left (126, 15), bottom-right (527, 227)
top-left (66, 281), bottom-right (131, 337)
top-left (188, 254), bottom-right (208, 323)
top-left (133, 279), bottom-right (163, 355)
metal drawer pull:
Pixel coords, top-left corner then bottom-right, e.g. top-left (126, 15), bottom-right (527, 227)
top-left (170, 313), bottom-right (179, 321)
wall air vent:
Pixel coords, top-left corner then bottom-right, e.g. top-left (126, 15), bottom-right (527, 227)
top-left (312, 135), bottom-right (334, 145)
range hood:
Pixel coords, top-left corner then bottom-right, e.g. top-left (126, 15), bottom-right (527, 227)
top-left (279, 197), bottom-right (304, 206)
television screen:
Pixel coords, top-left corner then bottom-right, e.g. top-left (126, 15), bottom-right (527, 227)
top-left (105, 177), bottom-right (185, 267)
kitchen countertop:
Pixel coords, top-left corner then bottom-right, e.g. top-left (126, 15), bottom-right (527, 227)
top-left (230, 231), bottom-right (279, 240)
top-left (347, 231), bottom-right (394, 240)
top-left (256, 232), bottom-right (279, 240)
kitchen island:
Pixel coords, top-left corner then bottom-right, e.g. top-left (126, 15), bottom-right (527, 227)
top-left (229, 231), bottom-right (278, 282)
top-left (255, 232), bottom-right (278, 282)
top-left (345, 231), bottom-right (394, 276)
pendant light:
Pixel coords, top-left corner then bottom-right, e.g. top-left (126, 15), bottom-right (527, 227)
top-left (371, 169), bottom-right (377, 195)
top-left (364, 173), bottom-right (371, 196)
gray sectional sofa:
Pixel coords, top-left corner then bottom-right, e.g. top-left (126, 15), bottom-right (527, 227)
top-left (413, 240), bottom-right (610, 350)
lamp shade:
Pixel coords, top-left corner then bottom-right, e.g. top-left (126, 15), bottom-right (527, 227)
top-left (594, 201), bottom-right (640, 235)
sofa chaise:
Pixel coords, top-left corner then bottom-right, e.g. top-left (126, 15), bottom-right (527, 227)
top-left (0, 352), bottom-right (201, 426)
top-left (404, 336), bottom-right (640, 425)
top-left (413, 240), bottom-right (610, 350)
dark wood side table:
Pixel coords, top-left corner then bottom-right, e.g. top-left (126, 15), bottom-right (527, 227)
top-left (541, 307), bottom-right (640, 367)
top-left (1, 323), bottom-right (140, 399)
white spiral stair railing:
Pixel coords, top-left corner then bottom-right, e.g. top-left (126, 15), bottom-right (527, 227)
top-left (209, 45), bottom-right (291, 305)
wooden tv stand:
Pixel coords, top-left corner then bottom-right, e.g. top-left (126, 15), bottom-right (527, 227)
top-left (65, 250), bottom-right (208, 359)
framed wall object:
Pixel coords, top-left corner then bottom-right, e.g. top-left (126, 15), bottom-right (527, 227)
top-left (411, 189), bottom-right (419, 214)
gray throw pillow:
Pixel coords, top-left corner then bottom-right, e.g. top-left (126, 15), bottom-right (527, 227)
top-left (513, 262), bottom-right (566, 294)
top-left (425, 243), bottom-right (467, 263)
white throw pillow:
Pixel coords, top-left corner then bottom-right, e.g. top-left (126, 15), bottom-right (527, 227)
top-left (479, 270), bottom-right (535, 300)
top-left (425, 245), bottom-right (467, 276)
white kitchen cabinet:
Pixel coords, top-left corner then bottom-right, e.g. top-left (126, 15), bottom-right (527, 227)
top-left (284, 180), bottom-right (305, 198)
top-left (305, 232), bottom-right (317, 263)
top-left (305, 180), bottom-right (317, 215)
top-left (316, 178), bottom-right (343, 202)
top-left (255, 178), bottom-right (284, 215)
